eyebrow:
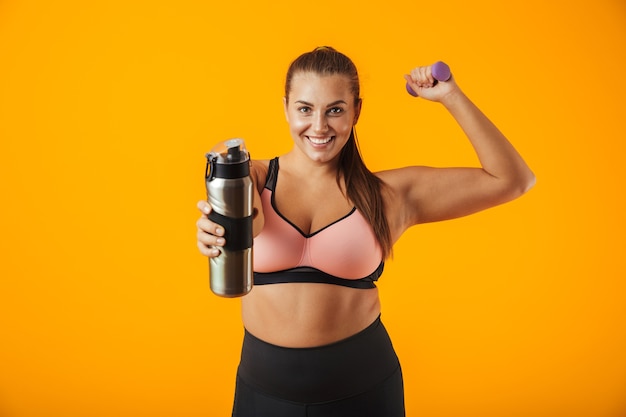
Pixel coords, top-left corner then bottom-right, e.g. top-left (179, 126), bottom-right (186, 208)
top-left (294, 100), bottom-right (348, 108)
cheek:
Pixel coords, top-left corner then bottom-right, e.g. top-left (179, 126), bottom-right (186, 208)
top-left (334, 119), bottom-right (354, 135)
top-left (290, 118), bottom-right (308, 132)
top-left (287, 114), bottom-right (308, 134)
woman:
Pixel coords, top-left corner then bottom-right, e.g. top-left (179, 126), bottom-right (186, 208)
top-left (196, 46), bottom-right (535, 417)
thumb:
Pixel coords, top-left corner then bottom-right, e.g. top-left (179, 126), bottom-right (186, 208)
top-left (404, 74), bottom-right (419, 97)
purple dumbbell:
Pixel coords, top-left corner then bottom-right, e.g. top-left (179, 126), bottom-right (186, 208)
top-left (406, 61), bottom-right (451, 97)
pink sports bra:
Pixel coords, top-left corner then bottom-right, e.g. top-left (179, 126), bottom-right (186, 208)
top-left (253, 158), bottom-right (384, 289)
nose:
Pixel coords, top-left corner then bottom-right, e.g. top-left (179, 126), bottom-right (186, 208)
top-left (313, 112), bottom-right (328, 133)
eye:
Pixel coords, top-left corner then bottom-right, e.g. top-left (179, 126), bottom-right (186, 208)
top-left (328, 107), bottom-right (344, 115)
top-left (297, 106), bottom-right (311, 114)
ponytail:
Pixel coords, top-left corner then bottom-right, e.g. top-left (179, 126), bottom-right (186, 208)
top-left (338, 129), bottom-right (392, 259)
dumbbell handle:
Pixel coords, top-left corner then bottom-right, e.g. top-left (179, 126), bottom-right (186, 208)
top-left (406, 61), bottom-right (451, 97)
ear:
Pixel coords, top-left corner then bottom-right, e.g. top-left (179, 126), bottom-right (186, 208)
top-left (283, 97), bottom-right (289, 122)
top-left (354, 98), bottom-right (362, 125)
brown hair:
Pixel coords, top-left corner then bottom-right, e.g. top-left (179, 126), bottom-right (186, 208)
top-left (284, 46), bottom-right (393, 259)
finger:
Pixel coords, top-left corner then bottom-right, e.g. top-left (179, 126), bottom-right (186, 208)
top-left (419, 66), bottom-right (435, 87)
top-left (196, 223), bottom-right (226, 246)
top-left (197, 239), bottom-right (221, 258)
top-left (411, 67), bottom-right (424, 81)
top-left (197, 201), bottom-right (225, 236)
top-left (196, 217), bottom-right (225, 238)
top-left (196, 223), bottom-right (225, 258)
top-left (404, 74), bottom-right (417, 89)
top-left (425, 67), bottom-right (435, 85)
top-left (412, 66), bottom-right (435, 87)
top-left (197, 200), bottom-right (212, 217)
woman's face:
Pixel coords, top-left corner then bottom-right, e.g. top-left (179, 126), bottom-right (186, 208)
top-left (284, 72), bottom-right (361, 164)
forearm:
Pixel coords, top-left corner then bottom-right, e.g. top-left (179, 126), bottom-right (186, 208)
top-left (442, 90), bottom-right (535, 192)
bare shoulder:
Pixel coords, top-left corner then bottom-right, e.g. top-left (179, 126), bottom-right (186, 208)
top-left (250, 159), bottom-right (270, 192)
top-left (251, 159), bottom-right (270, 174)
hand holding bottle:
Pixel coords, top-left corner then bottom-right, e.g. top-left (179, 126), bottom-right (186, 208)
top-left (196, 200), bottom-right (225, 258)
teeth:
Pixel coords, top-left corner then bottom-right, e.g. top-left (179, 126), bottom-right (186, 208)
top-left (308, 137), bottom-right (332, 144)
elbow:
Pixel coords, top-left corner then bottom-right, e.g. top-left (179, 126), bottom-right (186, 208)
top-left (522, 169), bottom-right (537, 194)
top-left (506, 169), bottom-right (536, 200)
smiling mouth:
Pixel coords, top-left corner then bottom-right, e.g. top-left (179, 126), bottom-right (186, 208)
top-left (307, 136), bottom-right (334, 145)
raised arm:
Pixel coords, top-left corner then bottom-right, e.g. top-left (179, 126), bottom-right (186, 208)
top-left (382, 64), bottom-right (535, 234)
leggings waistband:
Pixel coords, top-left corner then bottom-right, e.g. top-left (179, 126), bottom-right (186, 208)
top-left (237, 315), bottom-right (400, 403)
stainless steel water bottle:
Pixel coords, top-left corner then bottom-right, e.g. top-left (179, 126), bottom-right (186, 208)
top-left (205, 138), bottom-right (253, 297)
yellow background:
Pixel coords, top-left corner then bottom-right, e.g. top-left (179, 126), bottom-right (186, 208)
top-left (1, 1), bottom-right (625, 416)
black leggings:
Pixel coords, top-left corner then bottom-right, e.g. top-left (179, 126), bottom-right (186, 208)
top-left (232, 316), bottom-right (405, 417)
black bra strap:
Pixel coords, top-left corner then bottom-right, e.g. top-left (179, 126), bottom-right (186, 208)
top-left (264, 157), bottom-right (279, 191)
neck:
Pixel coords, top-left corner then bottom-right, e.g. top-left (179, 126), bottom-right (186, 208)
top-left (282, 148), bottom-right (342, 179)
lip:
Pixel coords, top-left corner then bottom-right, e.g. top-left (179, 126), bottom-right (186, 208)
top-left (306, 136), bottom-right (334, 146)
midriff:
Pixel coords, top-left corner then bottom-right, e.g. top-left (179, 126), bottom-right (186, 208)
top-left (241, 283), bottom-right (381, 348)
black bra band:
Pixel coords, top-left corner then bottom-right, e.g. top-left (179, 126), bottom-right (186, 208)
top-left (254, 263), bottom-right (384, 289)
